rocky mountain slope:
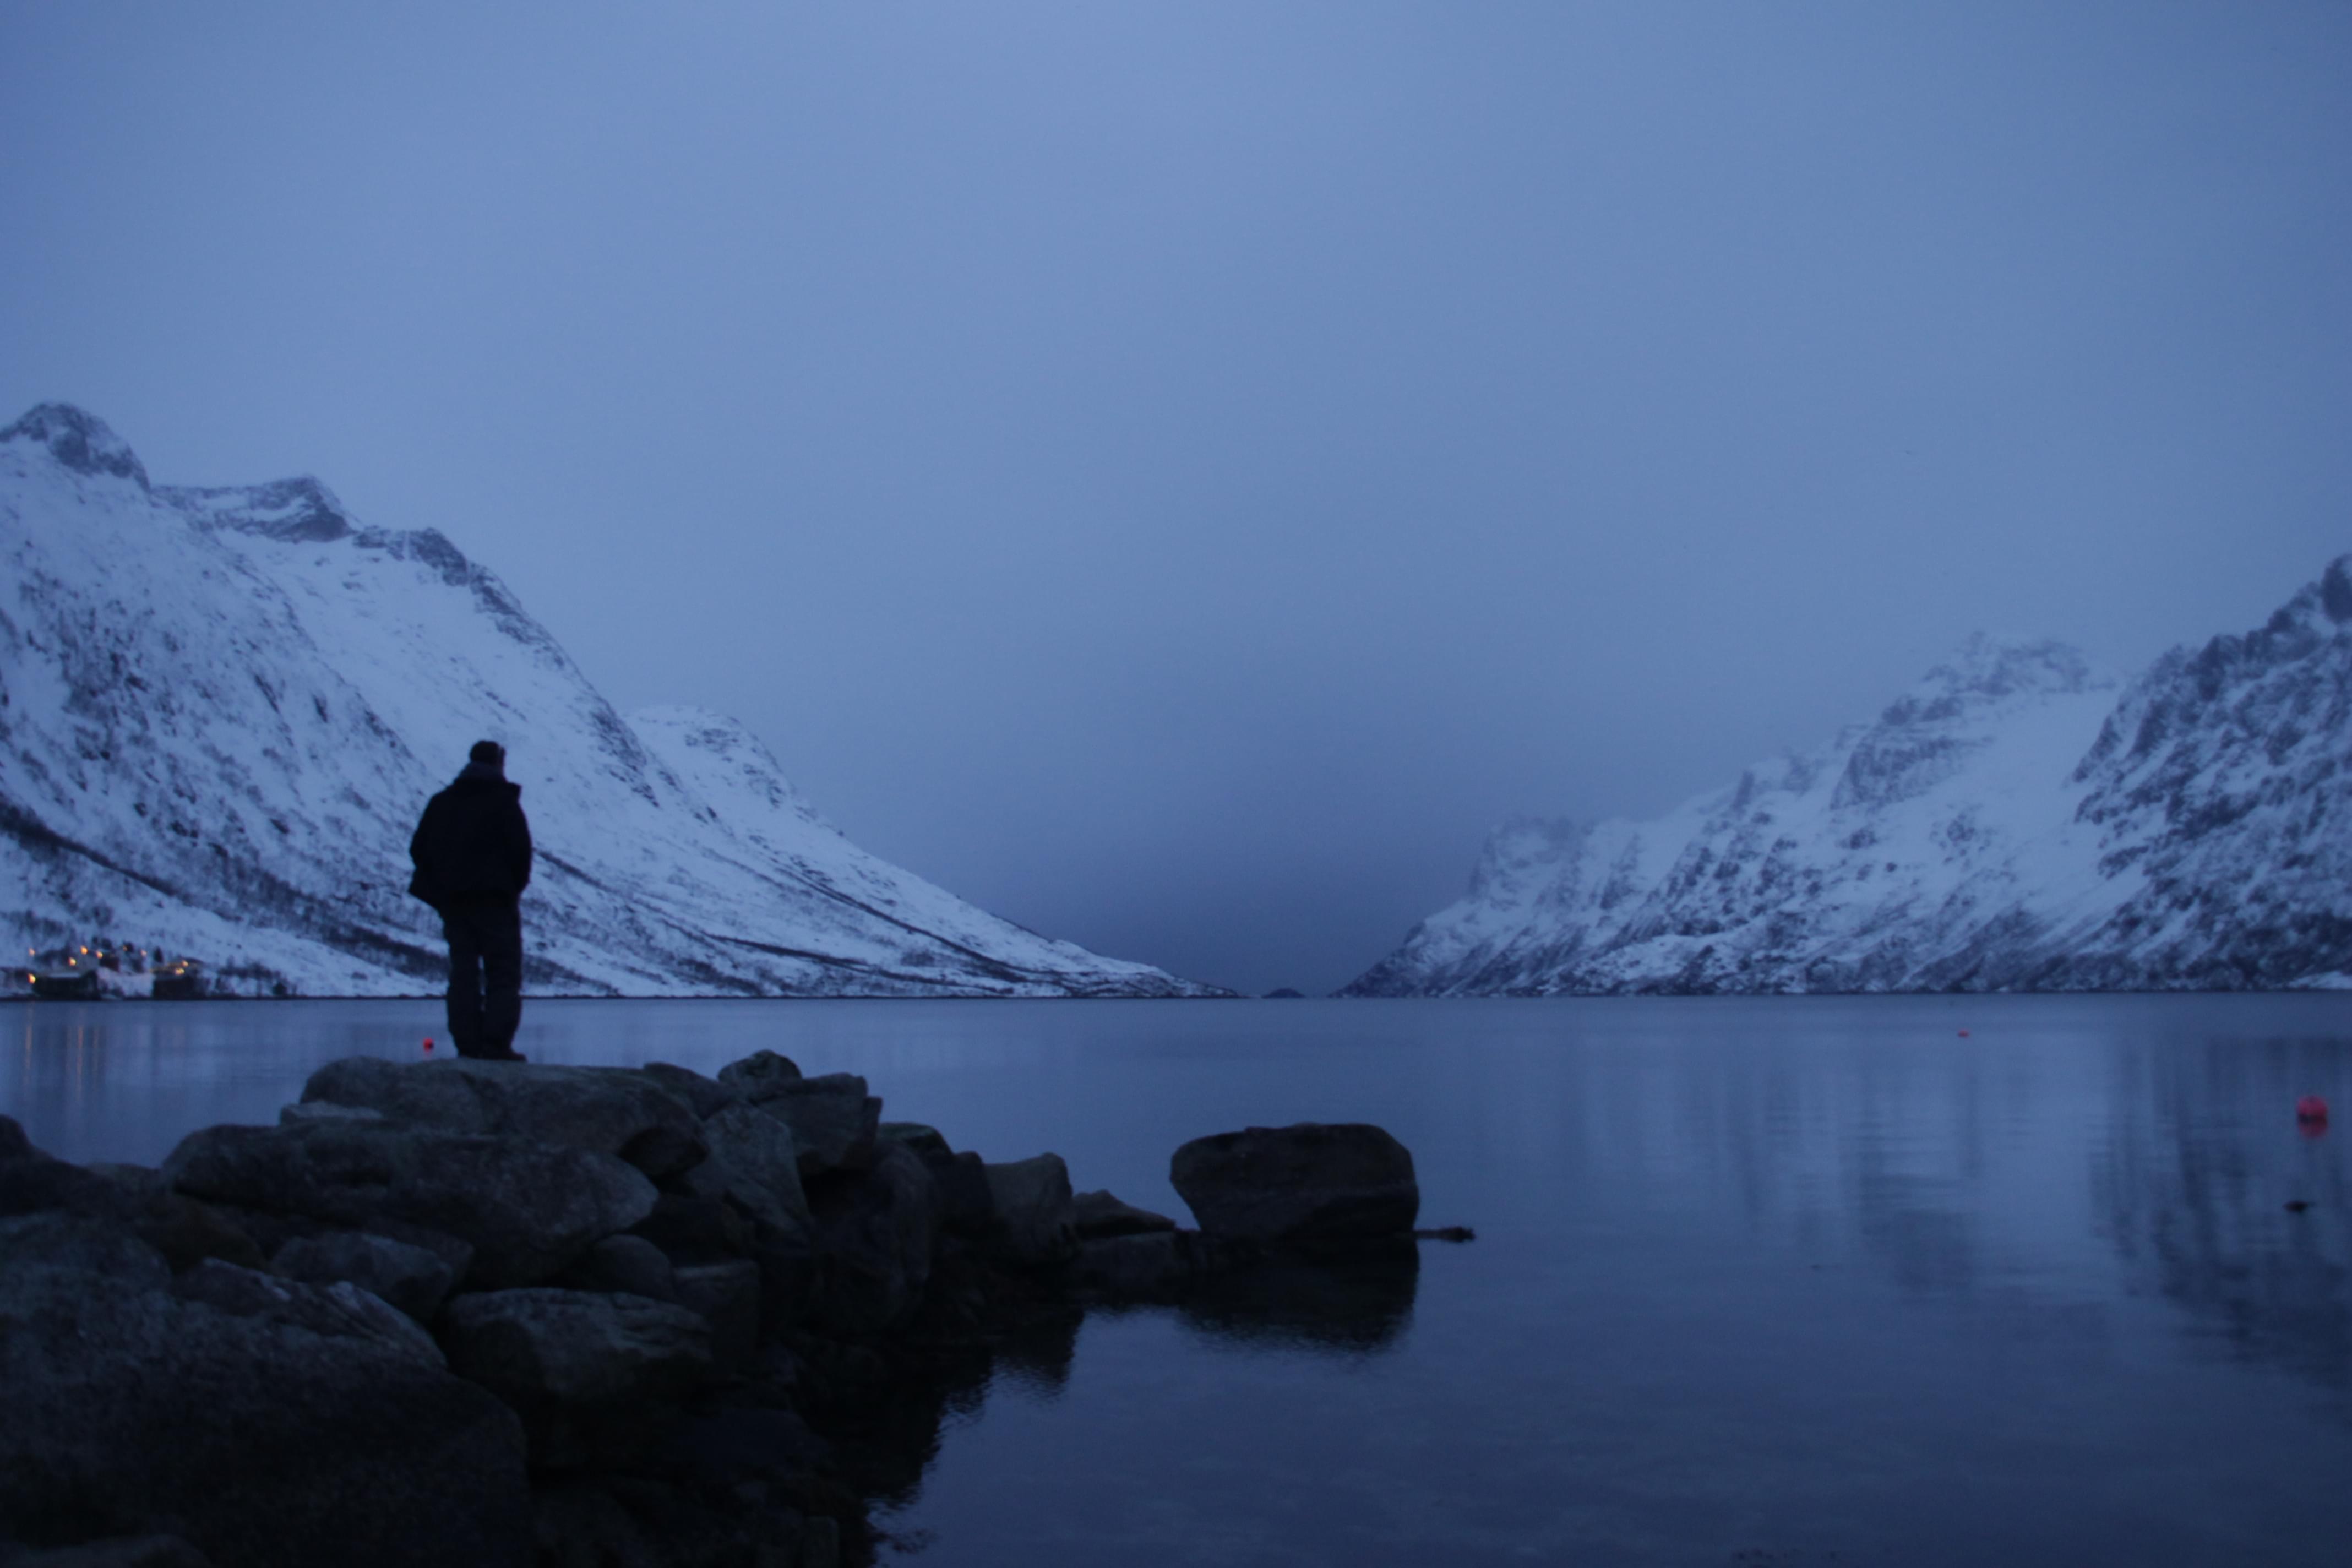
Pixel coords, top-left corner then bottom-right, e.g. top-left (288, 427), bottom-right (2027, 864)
top-left (1345, 567), bottom-right (2352, 995)
top-left (0, 404), bottom-right (1218, 997)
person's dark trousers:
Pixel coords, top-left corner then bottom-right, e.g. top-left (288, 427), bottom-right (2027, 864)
top-left (442, 900), bottom-right (524, 1058)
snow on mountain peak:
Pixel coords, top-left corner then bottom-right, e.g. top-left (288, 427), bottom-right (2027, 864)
top-left (167, 475), bottom-right (357, 543)
top-left (1885, 634), bottom-right (2105, 721)
top-left (2, 402), bottom-right (149, 488)
top-left (1347, 567), bottom-right (2352, 996)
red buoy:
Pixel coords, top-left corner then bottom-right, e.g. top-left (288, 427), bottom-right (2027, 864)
top-left (2297, 1095), bottom-right (2329, 1133)
top-left (423, 1037), bottom-right (435, 1054)
top-left (1957, 1030), bottom-right (1970, 1038)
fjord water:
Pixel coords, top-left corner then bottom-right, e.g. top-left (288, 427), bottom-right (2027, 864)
top-left (8, 996), bottom-right (2351, 1566)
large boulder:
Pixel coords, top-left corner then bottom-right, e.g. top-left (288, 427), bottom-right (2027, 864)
top-left (803, 1140), bottom-right (937, 1334)
top-left (982, 1153), bottom-right (1078, 1267)
top-left (439, 1288), bottom-right (712, 1413)
top-left (0, 1216), bottom-right (530, 1567)
top-left (1169, 1123), bottom-right (1419, 1244)
top-left (747, 1074), bottom-right (879, 1176)
top-left (301, 1058), bottom-right (706, 1179)
top-left (161, 1120), bottom-right (657, 1289)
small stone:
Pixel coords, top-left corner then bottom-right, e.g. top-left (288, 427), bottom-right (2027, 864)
top-left (557, 1233), bottom-right (679, 1303)
top-left (715, 1049), bottom-right (803, 1102)
top-left (750, 1074), bottom-right (879, 1175)
top-left (638, 1060), bottom-right (745, 1120)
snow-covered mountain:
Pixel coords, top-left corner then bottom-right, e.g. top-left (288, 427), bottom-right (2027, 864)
top-left (1346, 568), bottom-right (2352, 996)
top-left (0, 404), bottom-right (1220, 998)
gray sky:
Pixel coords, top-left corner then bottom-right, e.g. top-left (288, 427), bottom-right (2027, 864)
top-left (6, 3), bottom-right (2350, 995)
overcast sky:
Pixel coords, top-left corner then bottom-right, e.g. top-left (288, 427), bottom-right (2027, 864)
top-left (6, 3), bottom-right (2350, 995)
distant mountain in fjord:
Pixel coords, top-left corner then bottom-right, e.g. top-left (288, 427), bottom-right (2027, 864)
top-left (1345, 567), bottom-right (2352, 996)
top-left (0, 404), bottom-right (1221, 998)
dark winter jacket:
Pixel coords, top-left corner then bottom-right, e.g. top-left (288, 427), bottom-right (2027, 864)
top-left (407, 763), bottom-right (533, 911)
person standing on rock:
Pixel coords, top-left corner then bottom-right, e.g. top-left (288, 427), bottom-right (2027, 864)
top-left (408, 739), bottom-right (532, 1061)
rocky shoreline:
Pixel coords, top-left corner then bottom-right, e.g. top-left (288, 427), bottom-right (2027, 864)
top-left (0, 1051), bottom-right (1445, 1567)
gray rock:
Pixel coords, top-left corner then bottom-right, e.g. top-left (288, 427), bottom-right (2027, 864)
top-left (162, 1119), bottom-right (657, 1289)
top-left (804, 1140), bottom-right (937, 1333)
top-left (0, 1239), bottom-right (529, 1567)
top-left (714, 1049), bottom-right (801, 1102)
top-left (276, 1101), bottom-right (385, 1126)
top-left (1070, 1229), bottom-right (1238, 1298)
top-left (0, 1211), bottom-right (171, 1287)
top-left (271, 1231), bottom-right (461, 1321)
top-left (556, 1234), bottom-right (678, 1303)
top-left (749, 1073), bottom-right (878, 1175)
top-left (982, 1153), bottom-right (1078, 1266)
top-left (0, 1153), bottom-right (263, 1275)
top-left (2, 1535), bottom-right (213, 1567)
top-left (0, 1144), bottom-right (134, 1220)
top-left (173, 1259), bottom-right (444, 1368)
top-left (658, 1162), bottom-right (816, 1333)
top-left (877, 1122), bottom-right (950, 1161)
top-left (930, 1150), bottom-right (995, 1233)
top-left (636, 1061), bottom-right (743, 1121)
top-left (440, 1288), bottom-right (712, 1411)
top-left (301, 1057), bottom-right (707, 1179)
top-left (1072, 1189), bottom-right (1178, 1239)
top-left (876, 1125), bottom-right (990, 1230)
top-left (672, 1260), bottom-right (761, 1376)
top-left (83, 1163), bottom-right (161, 1190)
top-left (629, 1190), bottom-right (750, 1264)
top-left (1170, 1123), bottom-right (1419, 1243)
top-left (699, 1103), bottom-right (810, 1222)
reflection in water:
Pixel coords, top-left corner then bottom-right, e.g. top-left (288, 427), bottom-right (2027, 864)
top-left (2095, 1036), bottom-right (2352, 1412)
top-left (14, 995), bottom-right (2352, 1564)
top-left (1176, 1241), bottom-right (1420, 1355)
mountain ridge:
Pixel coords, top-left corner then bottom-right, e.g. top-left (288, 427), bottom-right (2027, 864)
top-left (1344, 574), bottom-right (2352, 996)
top-left (1, 404), bottom-right (1223, 998)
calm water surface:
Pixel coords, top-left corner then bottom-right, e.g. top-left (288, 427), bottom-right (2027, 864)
top-left (7, 994), bottom-right (2351, 1566)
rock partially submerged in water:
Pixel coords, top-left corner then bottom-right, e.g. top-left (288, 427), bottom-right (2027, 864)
top-left (1170, 1122), bottom-right (1420, 1243)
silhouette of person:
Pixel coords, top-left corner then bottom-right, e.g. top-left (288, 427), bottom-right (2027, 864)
top-left (408, 740), bottom-right (533, 1060)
